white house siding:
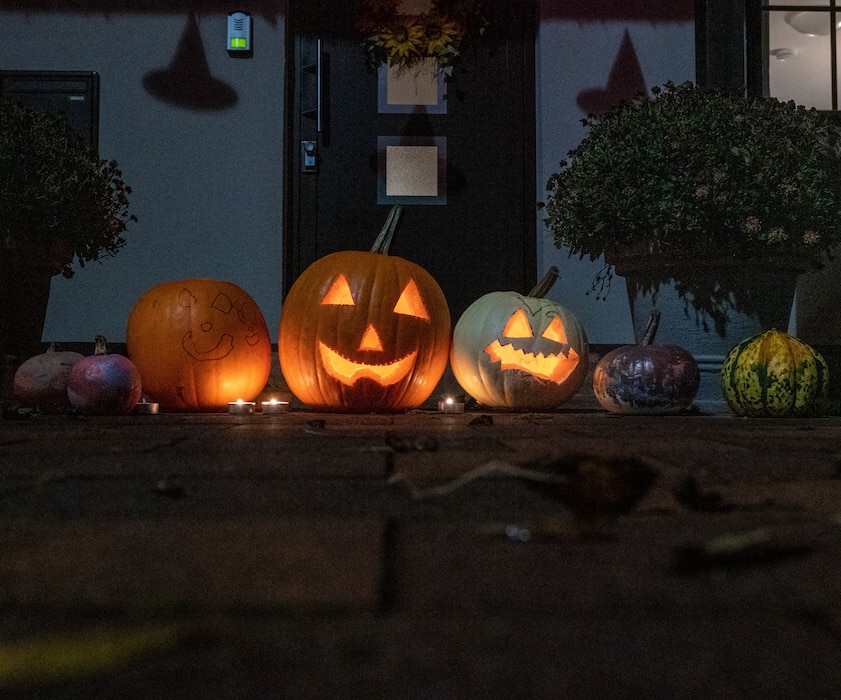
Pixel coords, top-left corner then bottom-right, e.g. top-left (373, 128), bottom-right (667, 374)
top-left (0, 9), bottom-right (285, 343)
top-left (536, 7), bottom-right (695, 343)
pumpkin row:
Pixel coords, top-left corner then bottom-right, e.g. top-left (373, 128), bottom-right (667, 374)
top-left (123, 266), bottom-right (590, 413)
top-left (14, 205), bottom-right (830, 417)
top-left (117, 204), bottom-right (593, 413)
top-left (14, 274), bottom-right (828, 417)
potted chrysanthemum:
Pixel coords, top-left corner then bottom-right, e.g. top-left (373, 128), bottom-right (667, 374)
top-left (543, 81), bottom-right (841, 407)
top-left (0, 100), bottom-right (136, 357)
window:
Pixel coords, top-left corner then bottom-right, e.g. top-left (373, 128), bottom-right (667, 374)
top-left (762, 1), bottom-right (840, 109)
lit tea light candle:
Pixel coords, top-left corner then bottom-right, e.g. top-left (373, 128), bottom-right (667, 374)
top-left (438, 395), bottom-right (465, 414)
top-left (228, 399), bottom-right (256, 415)
top-left (135, 399), bottom-right (159, 414)
top-left (261, 399), bottom-right (290, 414)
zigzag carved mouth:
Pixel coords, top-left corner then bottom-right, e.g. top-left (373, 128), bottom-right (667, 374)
top-left (485, 340), bottom-right (580, 384)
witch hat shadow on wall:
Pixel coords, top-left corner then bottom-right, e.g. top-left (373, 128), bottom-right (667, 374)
top-left (577, 29), bottom-right (646, 116)
top-left (143, 11), bottom-right (237, 111)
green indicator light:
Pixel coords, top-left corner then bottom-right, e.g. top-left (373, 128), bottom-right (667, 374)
top-left (230, 37), bottom-right (246, 49)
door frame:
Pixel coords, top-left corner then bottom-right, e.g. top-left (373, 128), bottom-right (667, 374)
top-left (281, 0), bottom-right (538, 299)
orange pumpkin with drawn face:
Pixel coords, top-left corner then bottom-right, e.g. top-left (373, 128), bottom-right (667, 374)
top-left (126, 279), bottom-right (272, 411)
top-left (278, 208), bottom-right (450, 412)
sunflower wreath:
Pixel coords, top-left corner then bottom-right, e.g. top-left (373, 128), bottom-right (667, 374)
top-left (355, 0), bottom-right (487, 73)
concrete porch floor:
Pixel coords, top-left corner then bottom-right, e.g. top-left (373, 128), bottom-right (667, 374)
top-left (2, 384), bottom-right (841, 698)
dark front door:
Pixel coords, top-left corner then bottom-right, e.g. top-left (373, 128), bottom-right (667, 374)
top-left (284, 0), bottom-right (536, 321)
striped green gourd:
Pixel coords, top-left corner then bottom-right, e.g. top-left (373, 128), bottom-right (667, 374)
top-left (720, 329), bottom-right (829, 417)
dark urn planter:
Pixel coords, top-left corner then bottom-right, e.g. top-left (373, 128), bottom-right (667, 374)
top-left (611, 253), bottom-right (806, 412)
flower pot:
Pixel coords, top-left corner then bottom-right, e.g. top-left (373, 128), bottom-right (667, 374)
top-left (0, 239), bottom-right (70, 359)
top-left (612, 254), bottom-right (805, 412)
top-left (0, 256), bottom-right (54, 359)
top-left (0, 250), bottom-right (60, 409)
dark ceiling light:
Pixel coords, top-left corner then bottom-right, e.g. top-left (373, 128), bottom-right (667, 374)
top-left (143, 11), bottom-right (237, 110)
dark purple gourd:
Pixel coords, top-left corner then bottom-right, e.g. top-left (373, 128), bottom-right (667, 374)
top-left (593, 310), bottom-right (699, 414)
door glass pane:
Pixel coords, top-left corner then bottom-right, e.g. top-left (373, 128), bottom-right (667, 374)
top-left (385, 146), bottom-right (439, 196)
top-left (767, 10), bottom-right (833, 109)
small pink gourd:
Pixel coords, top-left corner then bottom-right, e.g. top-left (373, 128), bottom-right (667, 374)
top-left (67, 335), bottom-right (143, 415)
top-left (13, 344), bottom-right (84, 413)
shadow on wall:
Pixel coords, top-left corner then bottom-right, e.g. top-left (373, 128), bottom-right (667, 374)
top-left (540, 0), bottom-right (693, 115)
top-left (576, 29), bottom-right (646, 115)
top-left (142, 11), bottom-right (237, 111)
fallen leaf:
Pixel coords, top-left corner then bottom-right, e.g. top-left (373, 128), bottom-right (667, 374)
top-left (673, 474), bottom-right (730, 512)
top-left (527, 453), bottom-right (658, 518)
top-left (672, 528), bottom-right (814, 575)
top-left (389, 453), bottom-right (657, 520)
top-left (385, 433), bottom-right (438, 453)
top-left (0, 624), bottom-right (183, 688)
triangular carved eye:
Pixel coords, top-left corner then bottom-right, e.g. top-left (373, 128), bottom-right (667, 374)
top-left (321, 275), bottom-right (355, 306)
top-left (541, 315), bottom-right (569, 344)
top-left (502, 309), bottom-right (533, 338)
top-left (393, 280), bottom-right (429, 320)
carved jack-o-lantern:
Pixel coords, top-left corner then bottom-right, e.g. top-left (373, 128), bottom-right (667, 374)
top-left (450, 267), bottom-right (589, 410)
top-left (126, 278), bottom-right (272, 411)
top-left (278, 206), bottom-right (451, 412)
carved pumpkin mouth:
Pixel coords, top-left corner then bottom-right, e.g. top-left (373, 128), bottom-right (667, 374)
top-left (484, 339), bottom-right (581, 384)
top-left (318, 342), bottom-right (417, 387)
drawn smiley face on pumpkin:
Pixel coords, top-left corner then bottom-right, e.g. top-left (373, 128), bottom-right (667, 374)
top-left (126, 278), bottom-right (273, 412)
top-left (179, 288), bottom-right (262, 362)
top-left (317, 273), bottom-right (431, 387)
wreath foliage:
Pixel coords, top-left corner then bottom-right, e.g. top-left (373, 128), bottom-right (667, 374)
top-left (355, 0), bottom-right (487, 73)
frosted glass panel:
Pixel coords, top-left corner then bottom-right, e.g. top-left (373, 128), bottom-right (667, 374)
top-left (387, 61), bottom-right (439, 106)
top-left (378, 60), bottom-right (447, 114)
top-left (386, 146), bottom-right (439, 196)
top-left (377, 136), bottom-right (446, 205)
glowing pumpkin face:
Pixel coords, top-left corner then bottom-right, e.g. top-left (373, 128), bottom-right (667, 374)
top-left (451, 290), bottom-right (589, 410)
top-left (126, 279), bottom-right (272, 411)
top-left (278, 250), bottom-right (451, 412)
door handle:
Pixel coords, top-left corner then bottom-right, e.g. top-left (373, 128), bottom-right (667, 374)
top-left (303, 39), bottom-right (329, 145)
top-left (316, 38), bottom-right (324, 134)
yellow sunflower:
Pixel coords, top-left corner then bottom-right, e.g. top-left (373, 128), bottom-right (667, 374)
top-left (424, 15), bottom-right (464, 56)
top-left (356, 0), bottom-right (485, 72)
top-left (382, 17), bottom-right (425, 65)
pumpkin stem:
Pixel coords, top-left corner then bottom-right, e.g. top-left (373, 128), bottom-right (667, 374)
top-left (370, 204), bottom-right (403, 255)
top-left (94, 335), bottom-right (109, 356)
top-left (528, 266), bottom-right (559, 298)
top-left (641, 310), bottom-right (661, 346)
